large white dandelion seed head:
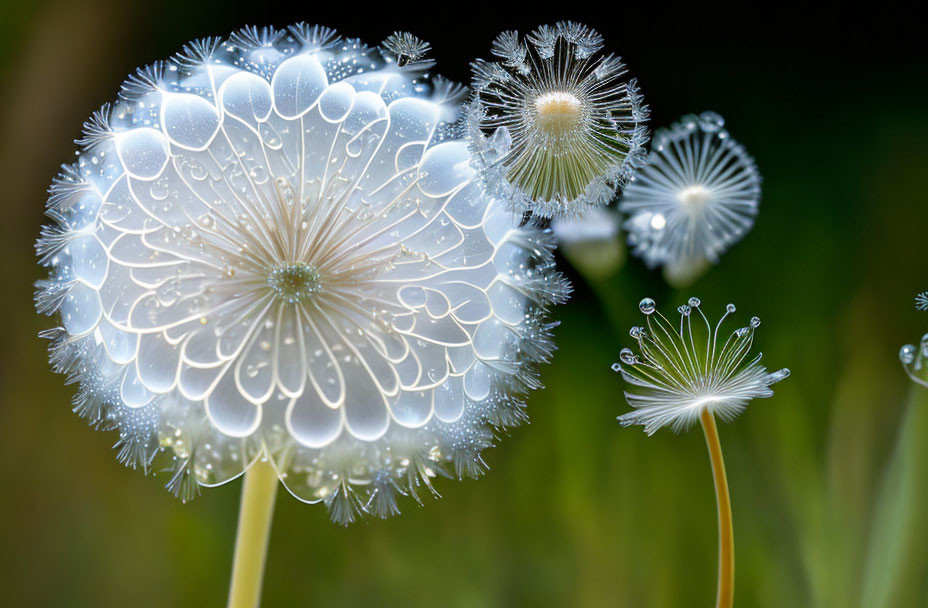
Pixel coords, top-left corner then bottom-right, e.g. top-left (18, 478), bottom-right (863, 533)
top-left (619, 112), bottom-right (761, 269)
top-left (35, 23), bottom-right (568, 523)
top-left (613, 297), bottom-right (789, 435)
top-left (467, 21), bottom-right (649, 219)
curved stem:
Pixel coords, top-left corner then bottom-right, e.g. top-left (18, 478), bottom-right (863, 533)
top-left (227, 458), bottom-right (279, 608)
top-left (700, 409), bottom-right (734, 608)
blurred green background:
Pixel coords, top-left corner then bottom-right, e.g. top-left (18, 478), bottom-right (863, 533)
top-left (2, 2), bottom-right (927, 606)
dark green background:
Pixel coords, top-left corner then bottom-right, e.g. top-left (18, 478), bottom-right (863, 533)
top-left (2, 3), bottom-right (926, 606)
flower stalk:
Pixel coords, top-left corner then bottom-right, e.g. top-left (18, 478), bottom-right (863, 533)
top-left (228, 458), bottom-right (278, 608)
top-left (700, 409), bottom-right (734, 608)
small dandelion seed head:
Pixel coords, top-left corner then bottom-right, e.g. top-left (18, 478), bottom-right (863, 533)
top-left (915, 291), bottom-right (928, 311)
top-left (35, 23), bottom-right (567, 524)
top-left (615, 298), bottom-right (789, 435)
top-left (382, 31), bottom-right (431, 67)
top-left (468, 22), bottom-right (649, 219)
top-left (620, 112), bottom-right (761, 269)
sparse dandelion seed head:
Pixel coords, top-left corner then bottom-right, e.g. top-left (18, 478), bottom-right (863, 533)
top-left (468, 22), bottom-right (649, 219)
top-left (620, 112), bottom-right (761, 269)
top-left (35, 24), bottom-right (567, 524)
top-left (615, 297), bottom-right (789, 435)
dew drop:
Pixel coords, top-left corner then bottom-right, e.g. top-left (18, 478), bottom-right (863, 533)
top-left (611, 362), bottom-right (621, 373)
top-left (769, 368), bottom-right (791, 382)
top-left (726, 303), bottom-right (736, 314)
top-left (900, 344), bottom-right (916, 364)
top-left (750, 316), bottom-right (761, 328)
top-left (688, 297), bottom-right (701, 308)
top-left (639, 298), bottom-right (656, 315)
top-left (619, 348), bottom-right (637, 365)
top-left (697, 111), bottom-right (725, 133)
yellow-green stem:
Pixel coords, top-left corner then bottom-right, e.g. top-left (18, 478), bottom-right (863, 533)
top-left (227, 458), bottom-right (278, 608)
top-left (700, 409), bottom-right (734, 608)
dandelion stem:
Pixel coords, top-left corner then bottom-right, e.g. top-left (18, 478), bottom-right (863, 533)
top-left (700, 409), bottom-right (734, 608)
top-left (227, 458), bottom-right (278, 608)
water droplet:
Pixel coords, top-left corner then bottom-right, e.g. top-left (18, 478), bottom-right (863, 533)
top-left (639, 298), bottom-right (656, 315)
top-left (900, 344), bottom-right (916, 364)
top-left (698, 111), bottom-right (725, 132)
top-left (726, 303), bottom-right (736, 314)
top-left (770, 368), bottom-right (791, 382)
top-left (750, 316), bottom-right (761, 328)
top-left (619, 348), bottom-right (637, 365)
top-left (611, 362), bottom-right (621, 372)
top-left (688, 297), bottom-right (701, 308)
top-left (678, 305), bottom-right (691, 316)
top-left (629, 326), bottom-right (645, 339)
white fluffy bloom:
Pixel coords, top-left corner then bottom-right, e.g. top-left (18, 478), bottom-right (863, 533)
top-left (468, 21), bottom-right (649, 219)
top-left (35, 24), bottom-right (567, 523)
top-left (614, 297), bottom-right (789, 435)
top-left (619, 112), bottom-right (761, 268)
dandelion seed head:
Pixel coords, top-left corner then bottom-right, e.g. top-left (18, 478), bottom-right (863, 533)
top-left (35, 24), bottom-right (566, 523)
top-left (468, 21), bottom-right (649, 218)
top-left (915, 291), bottom-right (928, 311)
top-left (620, 112), bottom-right (761, 268)
top-left (382, 31), bottom-right (432, 68)
top-left (615, 297), bottom-right (789, 435)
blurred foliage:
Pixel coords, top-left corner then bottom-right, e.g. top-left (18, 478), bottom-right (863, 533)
top-left (1, 2), bottom-right (927, 607)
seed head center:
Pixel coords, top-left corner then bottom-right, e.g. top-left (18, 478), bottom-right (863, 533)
top-left (535, 91), bottom-right (583, 137)
top-left (677, 185), bottom-right (712, 210)
top-left (268, 263), bottom-right (322, 304)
